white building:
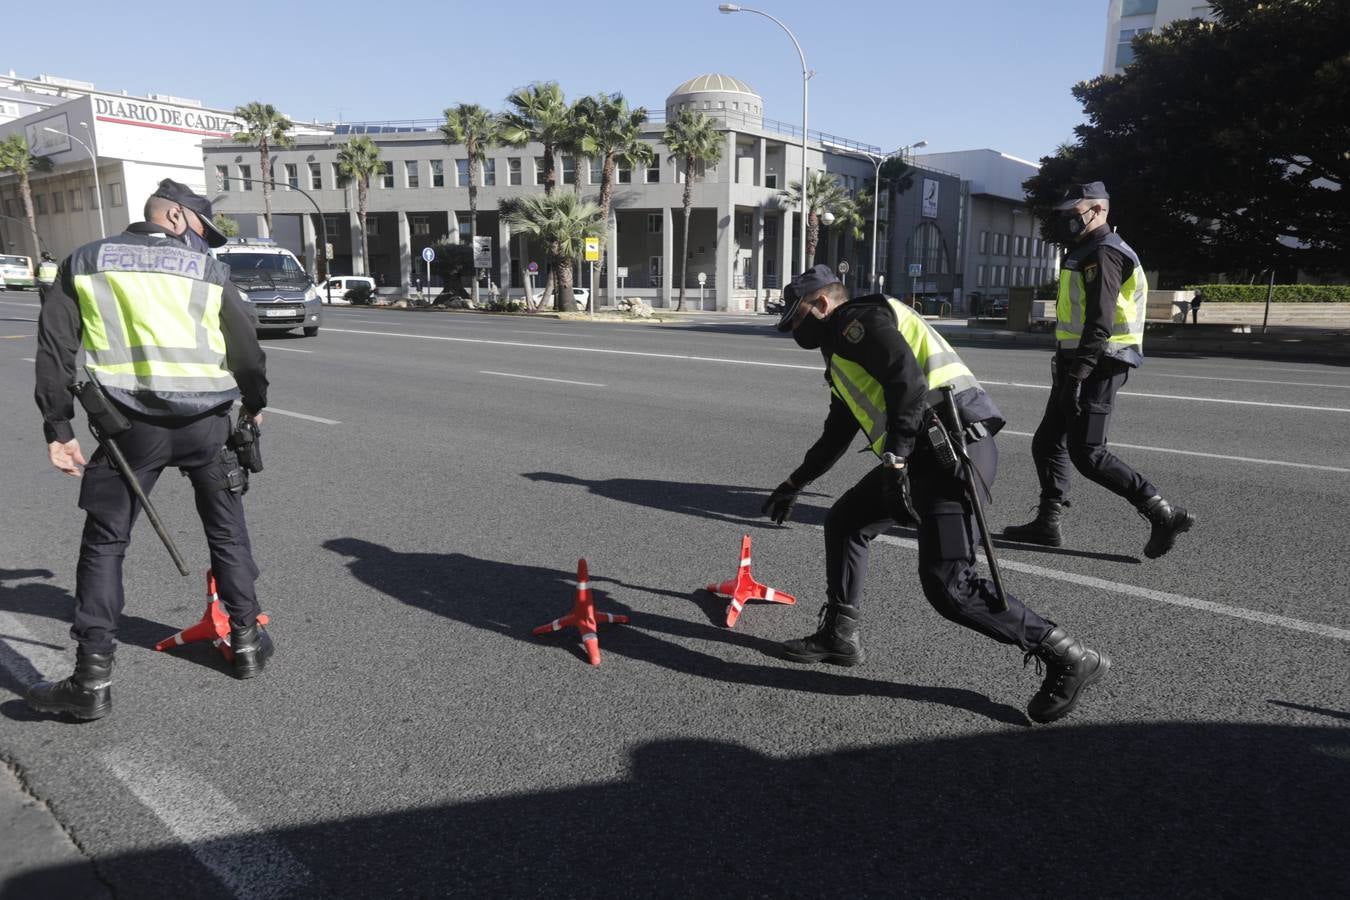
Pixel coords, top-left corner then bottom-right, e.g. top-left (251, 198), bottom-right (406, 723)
top-left (1104, 0), bottom-right (1214, 73)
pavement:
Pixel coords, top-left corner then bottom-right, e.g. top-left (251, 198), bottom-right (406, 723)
top-left (1, 295), bottom-right (1348, 898)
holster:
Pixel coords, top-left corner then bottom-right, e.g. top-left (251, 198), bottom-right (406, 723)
top-left (70, 381), bottom-right (131, 439)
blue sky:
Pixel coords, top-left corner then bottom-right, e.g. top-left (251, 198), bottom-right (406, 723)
top-left (6, 0), bottom-right (1107, 163)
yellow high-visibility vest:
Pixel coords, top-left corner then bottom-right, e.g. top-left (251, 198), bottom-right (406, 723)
top-left (829, 298), bottom-right (981, 457)
top-left (1056, 232), bottom-right (1147, 360)
top-left (37, 260), bottom-right (59, 286)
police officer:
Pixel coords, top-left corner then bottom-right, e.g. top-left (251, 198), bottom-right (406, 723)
top-left (1002, 183), bottom-right (1195, 558)
top-left (29, 179), bottom-right (272, 721)
top-left (762, 265), bottom-right (1109, 724)
top-left (36, 251), bottom-right (58, 291)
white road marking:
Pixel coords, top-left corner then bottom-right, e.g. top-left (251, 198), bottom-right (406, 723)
top-left (1147, 371), bottom-right (1350, 390)
top-left (21, 357), bottom-right (34, 362)
top-left (1, 317), bottom-right (38, 322)
top-left (999, 430), bottom-right (1350, 474)
top-left (265, 407), bottom-right (341, 425)
top-left (871, 533), bottom-right (1350, 643)
top-left (260, 345), bottom-right (313, 353)
top-left (480, 370), bottom-right (605, 387)
top-left (103, 746), bottom-right (314, 899)
top-left (0, 299), bottom-right (39, 308)
top-left (982, 380), bottom-right (1350, 414)
top-left (0, 610), bottom-right (70, 687)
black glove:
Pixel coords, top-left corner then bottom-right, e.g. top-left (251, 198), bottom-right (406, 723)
top-left (761, 480), bottom-right (800, 525)
top-left (882, 464), bottom-right (919, 524)
top-left (1055, 375), bottom-right (1082, 419)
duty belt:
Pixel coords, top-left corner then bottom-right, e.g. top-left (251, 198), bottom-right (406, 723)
top-left (924, 393), bottom-right (990, 445)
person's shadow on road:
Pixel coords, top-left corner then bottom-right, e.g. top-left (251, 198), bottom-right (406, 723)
top-left (324, 538), bottom-right (1028, 726)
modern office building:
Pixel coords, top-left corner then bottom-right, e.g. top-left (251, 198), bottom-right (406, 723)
top-left (914, 149), bottom-right (1061, 314)
top-left (202, 74), bottom-right (971, 311)
top-left (1104, 0), bottom-right (1214, 73)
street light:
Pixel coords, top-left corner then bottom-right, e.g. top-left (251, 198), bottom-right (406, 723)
top-left (719, 3), bottom-right (811, 277)
top-left (44, 123), bottom-right (105, 239)
top-left (858, 139), bottom-right (925, 292)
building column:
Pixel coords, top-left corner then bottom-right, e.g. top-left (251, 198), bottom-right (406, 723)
top-left (661, 205), bottom-right (673, 309)
top-left (301, 213), bottom-right (317, 279)
top-left (397, 210), bottom-right (412, 293)
top-left (779, 209), bottom-right (794, 284)
top-left (518, 232), bottom-right (531, 301)
top-left (753, 205), bottom-right (765, 311)
top-left (447, 209), bottom-right (460, 244)
top-left (756, 137), bottom-right (766, 188)
top-left (605, 211), bottom-right (618, 308)
top-left (255, 216), bottom-right (268, 241)
top-left (497, 217), bottom-right (512, 299)
top-left (715, 204), bottom-right (734, 311)
top-left (349, 211), bottom-right (365, 275)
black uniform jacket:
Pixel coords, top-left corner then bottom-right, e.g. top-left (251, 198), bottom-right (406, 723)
top-left (35, 223), bottom-right (268, 443)
top-left (789, 294), bottom-right (1002, 487)
top-left (1061, 224), bottom-right (1142, 378)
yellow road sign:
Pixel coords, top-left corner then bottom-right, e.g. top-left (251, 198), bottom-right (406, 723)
top-left (584, 237), bottom-right (601, 262)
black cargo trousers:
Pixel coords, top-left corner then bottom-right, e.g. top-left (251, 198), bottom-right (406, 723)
top-left (74, 407), bottom-right (261, 654)
top-left (823, 435), bottom-right (1055, 651)
top-left (1032, 352), bottom-right (1157, 506)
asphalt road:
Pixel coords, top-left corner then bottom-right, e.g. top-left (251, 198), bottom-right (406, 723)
top-left (1, 296), bottom-right (1347, 898)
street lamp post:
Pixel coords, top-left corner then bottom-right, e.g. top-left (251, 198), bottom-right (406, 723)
top-left (719, 3), bottom-right (810, 277)
top-left (44, 123), bottom-right (105, 239)
top-left (221, 175), bottom-right (330, 293)
top-left (860, 140), bottom-right (926, 292)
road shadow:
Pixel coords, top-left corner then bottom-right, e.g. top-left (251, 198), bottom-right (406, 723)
top-left (6, 722), bottom-right (1347, 899)
top-left (1267, 699), bottom-right (1350, 722)
top-left (324, 538), bottom-right (1027, 726)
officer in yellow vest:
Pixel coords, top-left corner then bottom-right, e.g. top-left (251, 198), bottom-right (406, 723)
top-left (762, 265), bottom-right (1110, 724)
top-left (1002, 182), bottom-right (1194, 558)
top-left (30, 179), bottom-right (272, 720)
top-left (37, 251), bottom-right (59, 290)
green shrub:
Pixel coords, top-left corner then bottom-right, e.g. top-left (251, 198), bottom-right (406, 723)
top-left (1183, 284), bottom-right (1350, 303)
top-left (483, 299), bottom-right (525, 312)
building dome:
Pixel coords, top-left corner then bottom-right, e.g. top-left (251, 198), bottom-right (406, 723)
top-left (666, 73), bottom-right (764, 126)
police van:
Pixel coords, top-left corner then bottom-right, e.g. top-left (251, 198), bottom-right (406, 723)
top-left (212, 238), bottom-right (323, 337)
top-left (0, 255), bottom-right (35, 291)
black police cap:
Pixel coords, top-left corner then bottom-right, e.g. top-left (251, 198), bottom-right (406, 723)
top-left (1053, 181), bottom-right (1110, 211)
top-left (151, 179), bottom-right (228, 247)
top-left (775, 264), bottom-right (842, 332)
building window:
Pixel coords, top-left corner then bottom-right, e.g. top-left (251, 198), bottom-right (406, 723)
top-left (430, 159), bottom-right (444, 188)
top-left (1117, 27), bottom-right (1152, 67)
top-left (216, 165), bottom-right (230, 191)
top-left (380, 162), bottom-right (394, 189)
top-left (482, 159), bottom-right (496, 186)
top-left (367, 217), bottom-right (381, 236)
top-left (285, 163), bottom-right (299, 189)
top-left (239, 165), bottom-right (252, 190)
top-left (647, 213), bottom-right (662, 234)
top-left (996, 233), bottom-right (1007, 255)
top-left (405, 160), bottom-right (419, 189)
top-left (52, 191), bottom-right (63, 213)
top-left (646, 160), bottom-right (661, 183)
top-left (977, 265), bottom-right (986, 287)
top-left (35, 193), bottom-right (46, 214)
top-left (1015, 235), bottom-right (1026, 257)
top-left (765, 173), bottom-right (777, 189)
top-left (535, 156), bottom-right (548, 185)
top-left (69, 189), bottom-right (82, 211)
top-left (764, 216), bottom-right (777, 238)
top-left (412, 215), bottom-right (430, 236)
top-left (456, 159), bottom-right (471, 187)
top-left (1121, 0), bottom-right (1157, 15)
top-left (109, 183), bottom-right (124, 207)
top-left (617, 164), bottom-right (631, 185)
top-left (88, 186), bottom-right (101, 209)
top-left (331, 162), bottom-right (342, 187)
top-left (589, 158), bottom-right (603, 184)
top-left (1032, 237), bottom-right (1041, 258)
top-left (979, 230), bottom-right (988, 253)
top-left (561, 156), bottom-right (576, 185)
top-left (324, 216), bottom-right (342, 239)
top-left (508, 157), bottom-right (521, 185)
top-left (458, 220), bottom-right (471, 242)
top-left (310, 162), bottom-right (322, 190)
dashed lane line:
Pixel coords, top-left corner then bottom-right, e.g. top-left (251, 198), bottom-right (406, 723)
top-left (480, 370), bottom-right (605, 387)
top-left (265, 407), bottom-right (340, 425)
top-left (870, 533), bottom-right (1350, 643)
top-left (260, 345), bottom-right (313, 353)
top-left (981, 380), bottom-right (1350, 414)
top-left (999, 430), bottom-right (1350, 474)
top-left (1145, 371), bottom-right (1350, 390)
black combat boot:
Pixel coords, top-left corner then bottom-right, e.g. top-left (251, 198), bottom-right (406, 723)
top-left (781, 602), bottom-right (864, 666)
top-left (1026, 628), bottom-right (1110, 724)
top-left (1138, 495), bottom-right (1195, 559)
top-left (1001, 499), bottom-right (1067, 547)
top-left (230, 622), bottom-right (274, 679)
top-left (26, 648), bottom-right (114, 721)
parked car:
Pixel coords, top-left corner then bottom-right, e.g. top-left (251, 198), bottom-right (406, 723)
top-left (0, 254), bottom-right (34, 291)
top-left (531, 287), bottom-right (591, 310)
top-left (316, 276), bottom-right (376, 305)
top-left (213, 238), bottom-right (323, 337)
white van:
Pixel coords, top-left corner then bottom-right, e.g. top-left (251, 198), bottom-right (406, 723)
top-left (315, 276), bottom-right (376, 305)
top-left (0, 255), bottom-right (34, 291)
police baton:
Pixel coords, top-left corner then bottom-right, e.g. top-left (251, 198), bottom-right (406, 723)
top-left (939, 385), bottom-right (1008, 613)
top-left (69, 370), bottom-right (190, 577)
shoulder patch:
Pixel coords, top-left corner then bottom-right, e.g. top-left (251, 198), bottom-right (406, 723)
top-left (843, 319), bottom-right (866, 344)
top-left (1083, 262), bottom-right (1098, 284)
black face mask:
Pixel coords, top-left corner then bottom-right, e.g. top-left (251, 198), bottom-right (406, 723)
top-left (175, 206), bottom-right (211, 253)
top-left (792, 314), bottom-right (828, 350)
top-left (1058, 208), bottom-right (1096, 243)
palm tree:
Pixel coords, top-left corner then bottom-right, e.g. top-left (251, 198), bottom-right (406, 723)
top-left (499, 192), bottom-right (602, 311)
top-left (662, 109), bottom-right (723, 311)
top-left (441, 103), bottom-right (500, 306)
top-left (780, 171), bottom-right (864, 265)
top-left (574, 94), bottom-right (652, 305)
top-left (232, 102), bottom-right (294, 237)
top-left (0, 134), bottom-right (45, 258)
top-left (499, 82), bottom-right (570, 195)
top-left (335, 136), bottom-right (383, 278)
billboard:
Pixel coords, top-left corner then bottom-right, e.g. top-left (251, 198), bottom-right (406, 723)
top-left (25, 113), bottom-right (71, 156)
top-left (922, 178), bottom-right (939, 219)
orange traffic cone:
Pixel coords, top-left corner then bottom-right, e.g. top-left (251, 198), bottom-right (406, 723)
top-left (533, 559), bottom-right (628, 666)
top-left (155, 570), bottom-right (269, 662)
top-left (707, 534), bottom-right (796, 628)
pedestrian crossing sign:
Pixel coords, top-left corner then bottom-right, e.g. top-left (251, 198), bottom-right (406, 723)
top-left (584, 237), bottom-right (601, 262)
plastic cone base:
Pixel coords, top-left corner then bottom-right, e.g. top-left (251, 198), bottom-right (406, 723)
top-left (533, 559), bottom-right (628, 666)
top-left (155, 570), bottom-right (270, 662)
top-left (706, 535), bottom-right (796, 628)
